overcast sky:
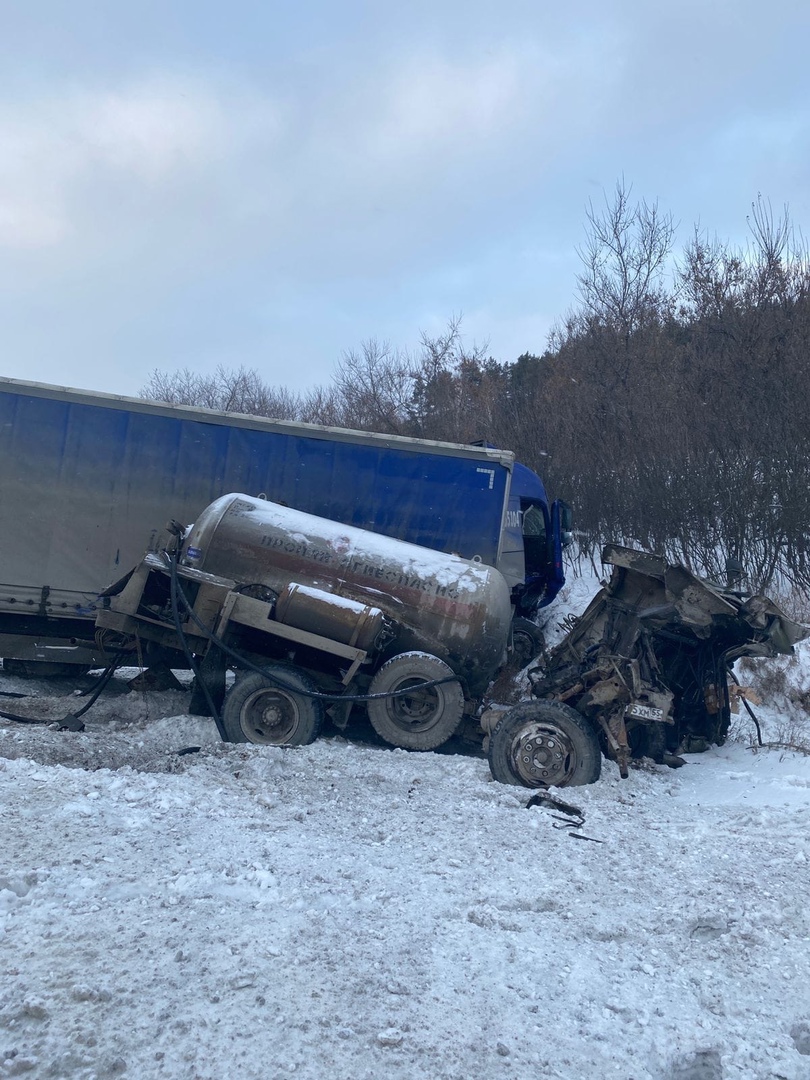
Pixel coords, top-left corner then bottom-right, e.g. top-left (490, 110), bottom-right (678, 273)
top-left (1, 1), bottom-right (808, 399)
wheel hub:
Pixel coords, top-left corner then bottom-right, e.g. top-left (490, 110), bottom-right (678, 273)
top-left (260, 702), bottom-right (285, 728)
top-left (510, 722), bottom-right (576, 786)
top-left (391, 680), bottom-right (439, 730)
top-left (242, 689), bottom-right (298, 743)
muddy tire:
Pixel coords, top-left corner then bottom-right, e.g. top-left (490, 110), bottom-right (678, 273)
top-left (366, 652), bottom-right (464, 751)
top-left (222, 666), bottom-right (323, 746)
top-left (488, 699), bottom-right (601, 788)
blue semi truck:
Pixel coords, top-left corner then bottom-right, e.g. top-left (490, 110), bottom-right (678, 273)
top-left (0, 376), bottom-right (569, 673)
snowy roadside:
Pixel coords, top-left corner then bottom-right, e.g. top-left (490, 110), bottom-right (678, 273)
top-left (2, 662), bottom-right (810, 1080)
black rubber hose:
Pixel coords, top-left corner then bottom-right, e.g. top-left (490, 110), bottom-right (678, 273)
top-left (0, 708), bottom-right (47, 725)
top-left (0, 651), bottom-right (127, 726)
top-left (71, 652), bottom-right (128, 718)
top-left (728, 666), bottom-right (764, 746)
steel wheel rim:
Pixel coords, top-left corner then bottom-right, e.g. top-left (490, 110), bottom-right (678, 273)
top-left (240, 687), bottom-right (300, 744)
top-left (388, 677), bottom-right (441, 733)
top-left (508, 720), bottom-right (578, 786)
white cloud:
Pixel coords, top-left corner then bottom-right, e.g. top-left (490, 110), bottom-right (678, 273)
top-left (332, 40), bottom-right (613, 178)
top-left (0, 194), bottom-right (67, 249)
top-left (0, 40), bottom-right (614, 265)
top-left (81, 82), bottom-right (226, 182)
top-left (0, 76), bottom-right (271, 251)
top-left (371, 51), bottom-right (523, 157)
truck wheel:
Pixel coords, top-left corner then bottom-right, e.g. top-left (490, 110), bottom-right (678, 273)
top-left (366, 652), bottom-right (464, 751)
top-left (221, 666), bottom-right (324, 746)
top-left (510, 618), bottom-right (545, 666)
top-left (488, 700), bottom-right (601, 788)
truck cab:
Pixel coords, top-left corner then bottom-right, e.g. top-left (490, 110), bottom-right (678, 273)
top-left (497, 461), bottom-right (571, 615)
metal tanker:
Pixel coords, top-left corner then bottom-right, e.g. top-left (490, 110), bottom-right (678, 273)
top-left (180, 493), bottom-right (512, 697)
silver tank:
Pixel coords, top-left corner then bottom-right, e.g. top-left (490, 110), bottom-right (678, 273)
top-left (274, 582), bottom-right (387, 654)
top-left (181, 493), bottom-right (512, 695)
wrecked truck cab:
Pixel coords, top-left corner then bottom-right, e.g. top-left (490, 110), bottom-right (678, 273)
top-left (488, 544), bottom-right (809, 788)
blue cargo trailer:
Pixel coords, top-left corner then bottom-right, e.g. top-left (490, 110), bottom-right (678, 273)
top-left (0, 377), bottom-right (566, 668)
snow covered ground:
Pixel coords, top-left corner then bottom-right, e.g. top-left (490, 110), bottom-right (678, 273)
top-left (2, 578), bottom-right (810, 1079)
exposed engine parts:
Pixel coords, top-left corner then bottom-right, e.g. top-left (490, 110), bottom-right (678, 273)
top-left (487, 545), bottom-right (808, 787)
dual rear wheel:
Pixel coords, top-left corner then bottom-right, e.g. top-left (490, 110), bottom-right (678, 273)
top-left (221, 652), bottom-right (464, 752)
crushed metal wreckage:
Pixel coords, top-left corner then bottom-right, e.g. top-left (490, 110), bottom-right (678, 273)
top-left (487, 544), bottom-right (809, 788)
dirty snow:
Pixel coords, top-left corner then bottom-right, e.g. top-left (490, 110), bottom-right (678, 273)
top-left (3, 609), bottom-right (810, 1078)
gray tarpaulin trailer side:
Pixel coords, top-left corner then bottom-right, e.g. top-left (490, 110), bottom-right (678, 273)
top-left (0, 377), bottom-right (564, 670)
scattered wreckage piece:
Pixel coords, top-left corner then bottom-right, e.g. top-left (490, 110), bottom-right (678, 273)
top-left (488, 544), bottom-right (808, 788)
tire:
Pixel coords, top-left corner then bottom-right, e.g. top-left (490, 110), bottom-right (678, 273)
top-left (221, 665), bottom-right (324, 746)
top-left (366, 652), bottom-right (464, 751)
top-left (488, 699), bottom-right (601, 788)
top-left (510, 617), bottom-right (545, 667)
top-left (1, 659), bottom-right (90, 679)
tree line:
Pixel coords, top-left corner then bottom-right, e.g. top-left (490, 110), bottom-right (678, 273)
top-left (141, 184), bottom-right (810, 593)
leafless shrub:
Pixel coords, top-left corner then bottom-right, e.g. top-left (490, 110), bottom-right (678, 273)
top-left (328, 338), bottom-right (414, 434)
top-left (732, 640), bottom-right (810, 753)
top-left (140, 365), bottom-right (306, 420)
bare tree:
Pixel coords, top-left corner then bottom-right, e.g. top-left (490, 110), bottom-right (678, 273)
top-left (538, 188), bottom-right (810, 591)
top-left (407, 316), bottom-right (495, 442)
top-left (575, 179), bottom-right (676, 341)
top-left (329, 339), bottom-right (414, 435)
top-left (327, 317), bottom-right (494, 442)
top-left (140, 365), bottom-right (305, 420)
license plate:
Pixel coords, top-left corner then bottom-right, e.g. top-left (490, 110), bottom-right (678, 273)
top-left (625, 703), bottom-right (664, 722)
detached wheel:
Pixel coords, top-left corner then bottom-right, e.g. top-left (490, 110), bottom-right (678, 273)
top-left (366, 652), bottom-right (464, 751)
top-left (222, 665), bottom-right (323, 746)
top-left (488, 700), bottom-right (601, 788)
